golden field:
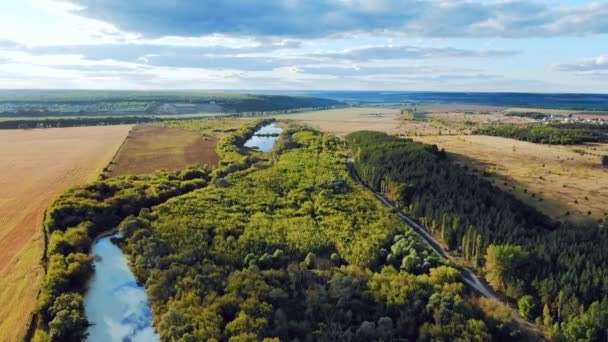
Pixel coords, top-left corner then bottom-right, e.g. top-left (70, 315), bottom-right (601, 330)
top-left (0, 125), bottom-right (131, 342)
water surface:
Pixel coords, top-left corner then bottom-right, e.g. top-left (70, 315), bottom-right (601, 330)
top-left (84, 233), bottom-right (159, 342)
top-left (244, 122), bottom-right (283, 152)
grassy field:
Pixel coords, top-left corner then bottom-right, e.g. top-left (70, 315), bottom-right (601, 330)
top-left (107, 125), bottom-right (219, 177)
top-left (107, 118), bottom-right (249, 177)
top-left (286, 106), bottom-right (608, 224)
top-left (0, 125), bottom-right (131, 342)
top-left (414, 135), bottom-right (608, 223)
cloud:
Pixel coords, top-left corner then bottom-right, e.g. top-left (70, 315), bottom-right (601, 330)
top-left (552, 55), bottom-right (608, 72)
top-left (64, 0), bottom-right (608, 38)
top-left (309, 45), bottom-right (518, 61)
top-left (0, 38), bottom-right (515, 72)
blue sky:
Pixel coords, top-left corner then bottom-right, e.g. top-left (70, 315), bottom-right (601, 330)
top-left (0, 0), bottom-right (607, 92)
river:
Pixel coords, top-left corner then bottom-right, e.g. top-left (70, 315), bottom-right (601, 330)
top-left (84, 233), bottom-right (159, 342)
top-left (244, 122), bottom-right (283, 152)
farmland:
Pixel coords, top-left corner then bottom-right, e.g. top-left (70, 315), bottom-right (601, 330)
top-left (0, 125), bottom-right (131, 342)
top-left (107, 118), bottom-right (248, 177)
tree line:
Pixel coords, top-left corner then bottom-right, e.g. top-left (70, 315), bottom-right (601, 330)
top-left (346, 131), bottom-right (608, 341)
top-left (473, 123), bottom-right (608, 145)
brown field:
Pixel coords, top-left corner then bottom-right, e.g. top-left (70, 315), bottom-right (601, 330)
top-left (107, 124), bottom-right (221, 177)
top-left (0, 125), bottom-right (131, 342)
top-left (415, 135), bottom-right (608, 223)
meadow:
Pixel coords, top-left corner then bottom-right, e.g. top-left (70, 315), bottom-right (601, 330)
top-left (0, 125), bottom-right (131, 342)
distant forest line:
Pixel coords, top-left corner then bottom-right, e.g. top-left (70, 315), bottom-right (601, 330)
top-left (0, 90), bottom-right (342, 118)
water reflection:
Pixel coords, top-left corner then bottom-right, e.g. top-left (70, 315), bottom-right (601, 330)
top-left (244, 122), bottom-right (283, 152)
top-left (84, 234), bottom-right (159, 342)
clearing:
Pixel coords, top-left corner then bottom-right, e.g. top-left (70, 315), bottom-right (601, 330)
top-left (0, 125), bottom-right (131, 342)
top-left (107, 124), bottom-right (221, 177)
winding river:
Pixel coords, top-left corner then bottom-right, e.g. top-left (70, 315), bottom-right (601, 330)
top-left (84, 233), bottom-right (159, 342)
top-left (244, 122), bottom-right (283, 152)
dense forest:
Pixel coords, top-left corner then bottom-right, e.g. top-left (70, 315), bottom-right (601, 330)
top-left (33, 120), bottom-right (529, 341)
top-left (474, 123), bottom-right (608, 144)
top-left (346, 131), bottom-right (608, 341)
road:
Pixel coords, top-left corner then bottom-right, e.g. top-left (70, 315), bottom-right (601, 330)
top-left (347, 159), bottom-right (544, 338)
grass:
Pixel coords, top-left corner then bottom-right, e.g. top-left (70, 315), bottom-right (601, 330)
top-left (0, 125), bottom-right (131, 342)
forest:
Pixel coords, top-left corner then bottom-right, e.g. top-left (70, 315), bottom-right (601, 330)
top-left (473, 123), bottom-right (608, 145)
top-left (33, 121), bottom-right (528, 341)
top-left (346, 131), bottom-right (608, 341)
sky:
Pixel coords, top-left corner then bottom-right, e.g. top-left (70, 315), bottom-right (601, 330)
top-left (0, 0), bottom-right (607, 92)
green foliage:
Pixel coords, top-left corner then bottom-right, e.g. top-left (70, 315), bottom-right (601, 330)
top-left (45, 165), bottom-right (211, 235)
top-left (47, 293), bottom-right (88, 342)
top-left (346, 130), bottom-right (608, 341)
top-left (518, 295), bottom-right (538, 321)
top-left (113, 126), bottom-right (519, 340)
top-left (37, 166), bottom-right (212, 340)
top-left (36, 123), bottom-right (525, 340)
top-left (484, 244), bottom-right (529, 296)
top-left (215, 118), bottom-right (275, 164)
top-left (474, 123), bottom-right (608, 145)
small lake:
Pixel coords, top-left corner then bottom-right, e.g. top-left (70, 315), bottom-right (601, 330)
top-left (84, 233), bottom-right (159, 342)
top-left (244, 122), bottom-right (283, 152)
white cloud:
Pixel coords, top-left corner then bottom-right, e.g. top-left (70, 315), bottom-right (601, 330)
top-left (552, 55), bottom-right (608, 71)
